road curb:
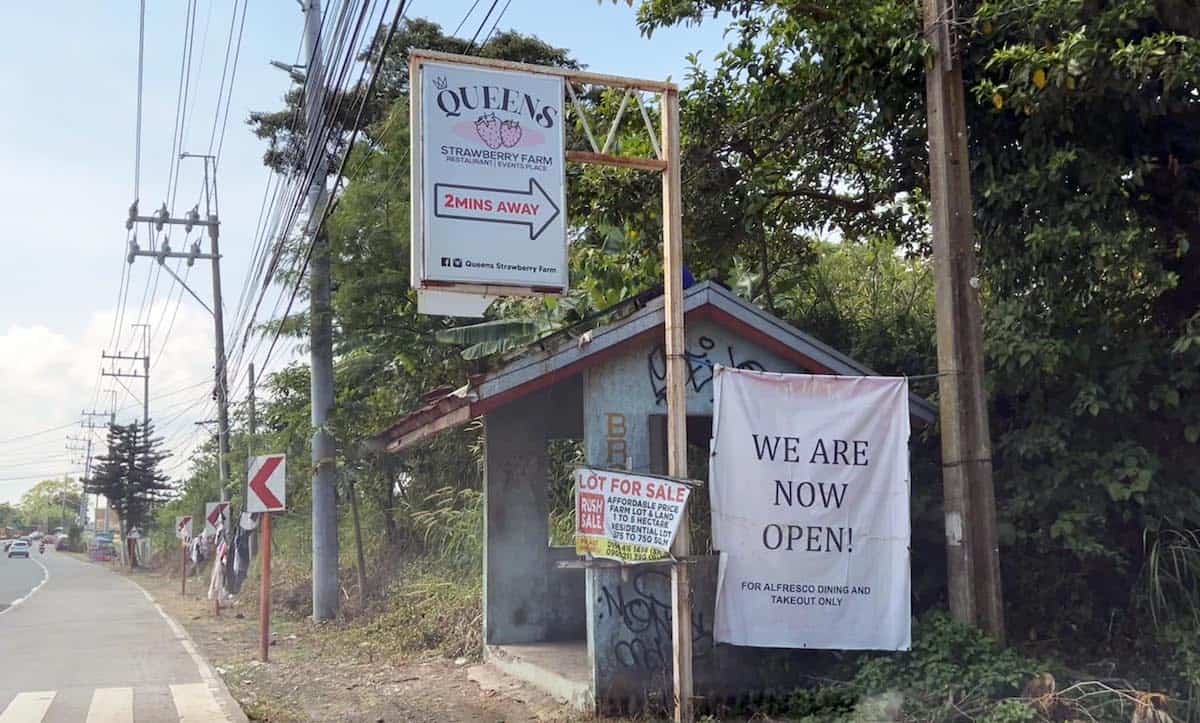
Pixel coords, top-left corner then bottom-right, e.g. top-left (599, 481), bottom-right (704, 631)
top-left (120, 572), bottom-right (251, 723)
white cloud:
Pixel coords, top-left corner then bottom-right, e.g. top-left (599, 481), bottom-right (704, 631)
top-left (0, 298), bottom-right (221, 504)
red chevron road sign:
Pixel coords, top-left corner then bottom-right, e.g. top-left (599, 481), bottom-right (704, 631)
top-left (247, 454), bottom-right (286, 513)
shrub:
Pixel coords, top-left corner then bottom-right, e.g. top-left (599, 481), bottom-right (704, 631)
top-left (854, 613), bottom-right (1040, 721)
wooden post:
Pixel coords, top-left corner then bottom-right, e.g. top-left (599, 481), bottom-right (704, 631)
top-left (922, 0), bottom-right (1004, 642)
top-left (181, 542), bottom-right (187, 596)
top-left (661, 87), bottom-right (693, 722)
top-left (260, 512), bottom-right (272, 662)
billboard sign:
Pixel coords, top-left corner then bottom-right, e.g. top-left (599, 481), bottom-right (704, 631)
top-left (412, 57), bottom-right (567, 296)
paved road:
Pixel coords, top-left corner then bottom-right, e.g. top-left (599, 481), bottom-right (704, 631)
top-left (0, 549), bottom-right (43, 612)
top-left (0, 548), bottom-right (245, 722)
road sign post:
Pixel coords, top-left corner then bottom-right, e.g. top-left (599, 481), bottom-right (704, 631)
top-left (247, 454), bottom-right (286, 662)
top-left (259, 512), bottom-right (272, 662)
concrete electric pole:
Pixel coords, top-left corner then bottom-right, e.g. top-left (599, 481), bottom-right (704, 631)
top-left (82, 409), bottom-right (112, 531)
top-left (301, 0), bottom-right (340, 622)
top-left (101, 324), bottom-right (150, 430)
top-left (126, 182), bottom-right (230, 500)
top-left (922, 0), bottom-right (1005, 642)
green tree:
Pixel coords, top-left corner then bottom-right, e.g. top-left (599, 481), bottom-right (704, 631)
top-left (18, 477), bottom-right (82, 532)
top-left (0, 501), bottom-right (25, 530)
top-left (241, 18), bottom-right (585, 543)
top-left (86, 422), bottom-right (172, 566)
top-left (628, 0), bottom-right (1200, 646)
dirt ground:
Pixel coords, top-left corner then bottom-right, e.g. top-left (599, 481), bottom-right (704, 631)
top-left (121, 563), bottom-right (583, 722)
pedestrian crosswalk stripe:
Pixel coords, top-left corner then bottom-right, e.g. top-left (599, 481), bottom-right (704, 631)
top-left (86, 687), bottom-right (134, 723)
top-left (0, 684), bottom-right (231, 723)
top-left (170, 683), bottom-right (229, 722)
top-left (0, 690), bottom-right (55, 722)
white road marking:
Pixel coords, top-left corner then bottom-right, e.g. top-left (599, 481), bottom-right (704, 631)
top-left (86, 686), bottom-right (134, 723)
top-left (170, 683), bottom-right (229, 722)
top-left (0, 557), bottom-right (49, 617)
top-left (123, 578), bottom-right (242, 722)
top-left (0, 690), bottom-right (56, 722)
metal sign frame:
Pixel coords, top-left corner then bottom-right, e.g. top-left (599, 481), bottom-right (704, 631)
top-left (409, 50), bottom-right (693, 721)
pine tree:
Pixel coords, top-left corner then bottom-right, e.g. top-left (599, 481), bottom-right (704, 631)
top-left (85, 421), bottom-right (172, 566)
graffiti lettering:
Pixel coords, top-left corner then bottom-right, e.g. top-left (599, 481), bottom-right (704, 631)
top-left (647, 335), bottom-right (766, 405)
top-left (597, 568), bottom-right (712, 672)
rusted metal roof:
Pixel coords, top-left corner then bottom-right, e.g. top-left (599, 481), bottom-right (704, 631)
top-left (372, 281), bottom-right (937, 453)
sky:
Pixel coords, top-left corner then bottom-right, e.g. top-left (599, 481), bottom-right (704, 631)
top-left (0, 1), bottom-right (730, 506)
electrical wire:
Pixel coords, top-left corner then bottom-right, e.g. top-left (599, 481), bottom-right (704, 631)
top-left (235, 0), bottom-right (394, 382)
top-left (134, 0), bottom-right (146, 202)
top-left (481, 0), bottom-right (513, 47)
top-left (453, 0), bottom-right (483, 36)
top-left (0, 472), bottom-right (83, 485)
top-left (256, 0), bottom-right (402, 375)
top-left (466, 0), bottom-right (500, 52)
top-left (0, 422), bottom-right (82, 446)
top-left (212, 0), bottom-right (251, 166)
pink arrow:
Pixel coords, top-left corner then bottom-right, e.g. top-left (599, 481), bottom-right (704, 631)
top-left (249, 456), bottom-right (284, 510)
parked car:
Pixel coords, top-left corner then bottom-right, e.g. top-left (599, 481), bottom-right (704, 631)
top-left (8, 540), bottom-right (30, 558)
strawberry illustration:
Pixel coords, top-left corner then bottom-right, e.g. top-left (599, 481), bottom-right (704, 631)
top-left (474, 113), bottom-right (503, 149)
top-left (499, 120), bottom-right (522, 148)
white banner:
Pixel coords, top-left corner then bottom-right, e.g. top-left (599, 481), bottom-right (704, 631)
top-left (710, 367), bottom-right (911, 650)
top-left (574, 467), bottom-right (691, 563)
top-left (416, 59), bottom-right (567, 292)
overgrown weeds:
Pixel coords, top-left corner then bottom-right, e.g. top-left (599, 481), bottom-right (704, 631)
top-left (331, 561), bottom-right (482, 662)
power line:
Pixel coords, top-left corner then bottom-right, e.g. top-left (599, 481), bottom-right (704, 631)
top-left (150, 262), bottom-right (192, 372)
top-left (238, 0), bottom-right (391, 378)
top-left (0, 472), bottom-right (82, 485)
top-left (0, 422), bottom-right (81, 446)
top-left (134, 0), bottom-right (146, 202)
top-left (212, 0), bottom-right (251, 166)
top-left (465, 0), bottom-right (500, 52)
top-left (481, 0), bottom-right (512, 47)
top-left (166, 0), bottom-right (198, 218)
top-left (453, 0), bottom-right (482, 36)
top-left (258, 0), bottom-right (403, 375)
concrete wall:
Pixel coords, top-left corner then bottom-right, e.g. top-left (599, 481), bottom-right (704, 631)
top-left (582, 318), bottom-right (801, 473)
top-left (580, 319), bottom-right (814, 712)
top-left (588, 556), bottom-right (824, 714)
top-left (483, 379), bottom-right (587, 645)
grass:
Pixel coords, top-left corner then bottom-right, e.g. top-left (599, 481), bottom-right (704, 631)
top-left (329, 560), bottom-right (483, 662)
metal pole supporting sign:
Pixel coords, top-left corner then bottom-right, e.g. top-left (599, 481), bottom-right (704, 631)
top-left (247, 454), bottom-right (286, 662)
top-left (408, 50), bottom-right (693, 721)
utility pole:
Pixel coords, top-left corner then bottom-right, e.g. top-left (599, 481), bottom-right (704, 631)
top-left (922, 0), bottom-right (1004, 642)
top-left (102, 324), bottom-right (150, 430)
top-left (133, 323), bottom-right (151, 426)
top-left (302, 0), bottom-right (340, 621)
top-left (246, 362), bottom-right (256, 503)
top-left (69, 429), bottom-right (94, 526)
top-left (82, 408), bottom-right (113, 532)
top-left (126, 156), bottom-right (232, 584)
top-left (247, 362), bottom-right (257, 557)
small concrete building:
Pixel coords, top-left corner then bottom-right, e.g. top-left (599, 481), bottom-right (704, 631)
top-left (373, 281), bottom-right (935, 713)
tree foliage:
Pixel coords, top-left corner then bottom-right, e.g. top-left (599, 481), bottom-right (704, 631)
top-left (18, 477), bottom-right (81, 531)
top-left (87, 422), bottom-right (171, 544)
top-left (628, 0), bottom-right (1200, 647)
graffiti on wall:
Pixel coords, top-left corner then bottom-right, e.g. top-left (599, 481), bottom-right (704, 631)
top-left (647, 335), bottom-right (765, 405)
top-left (597, 568), bottom-right (713, 672)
